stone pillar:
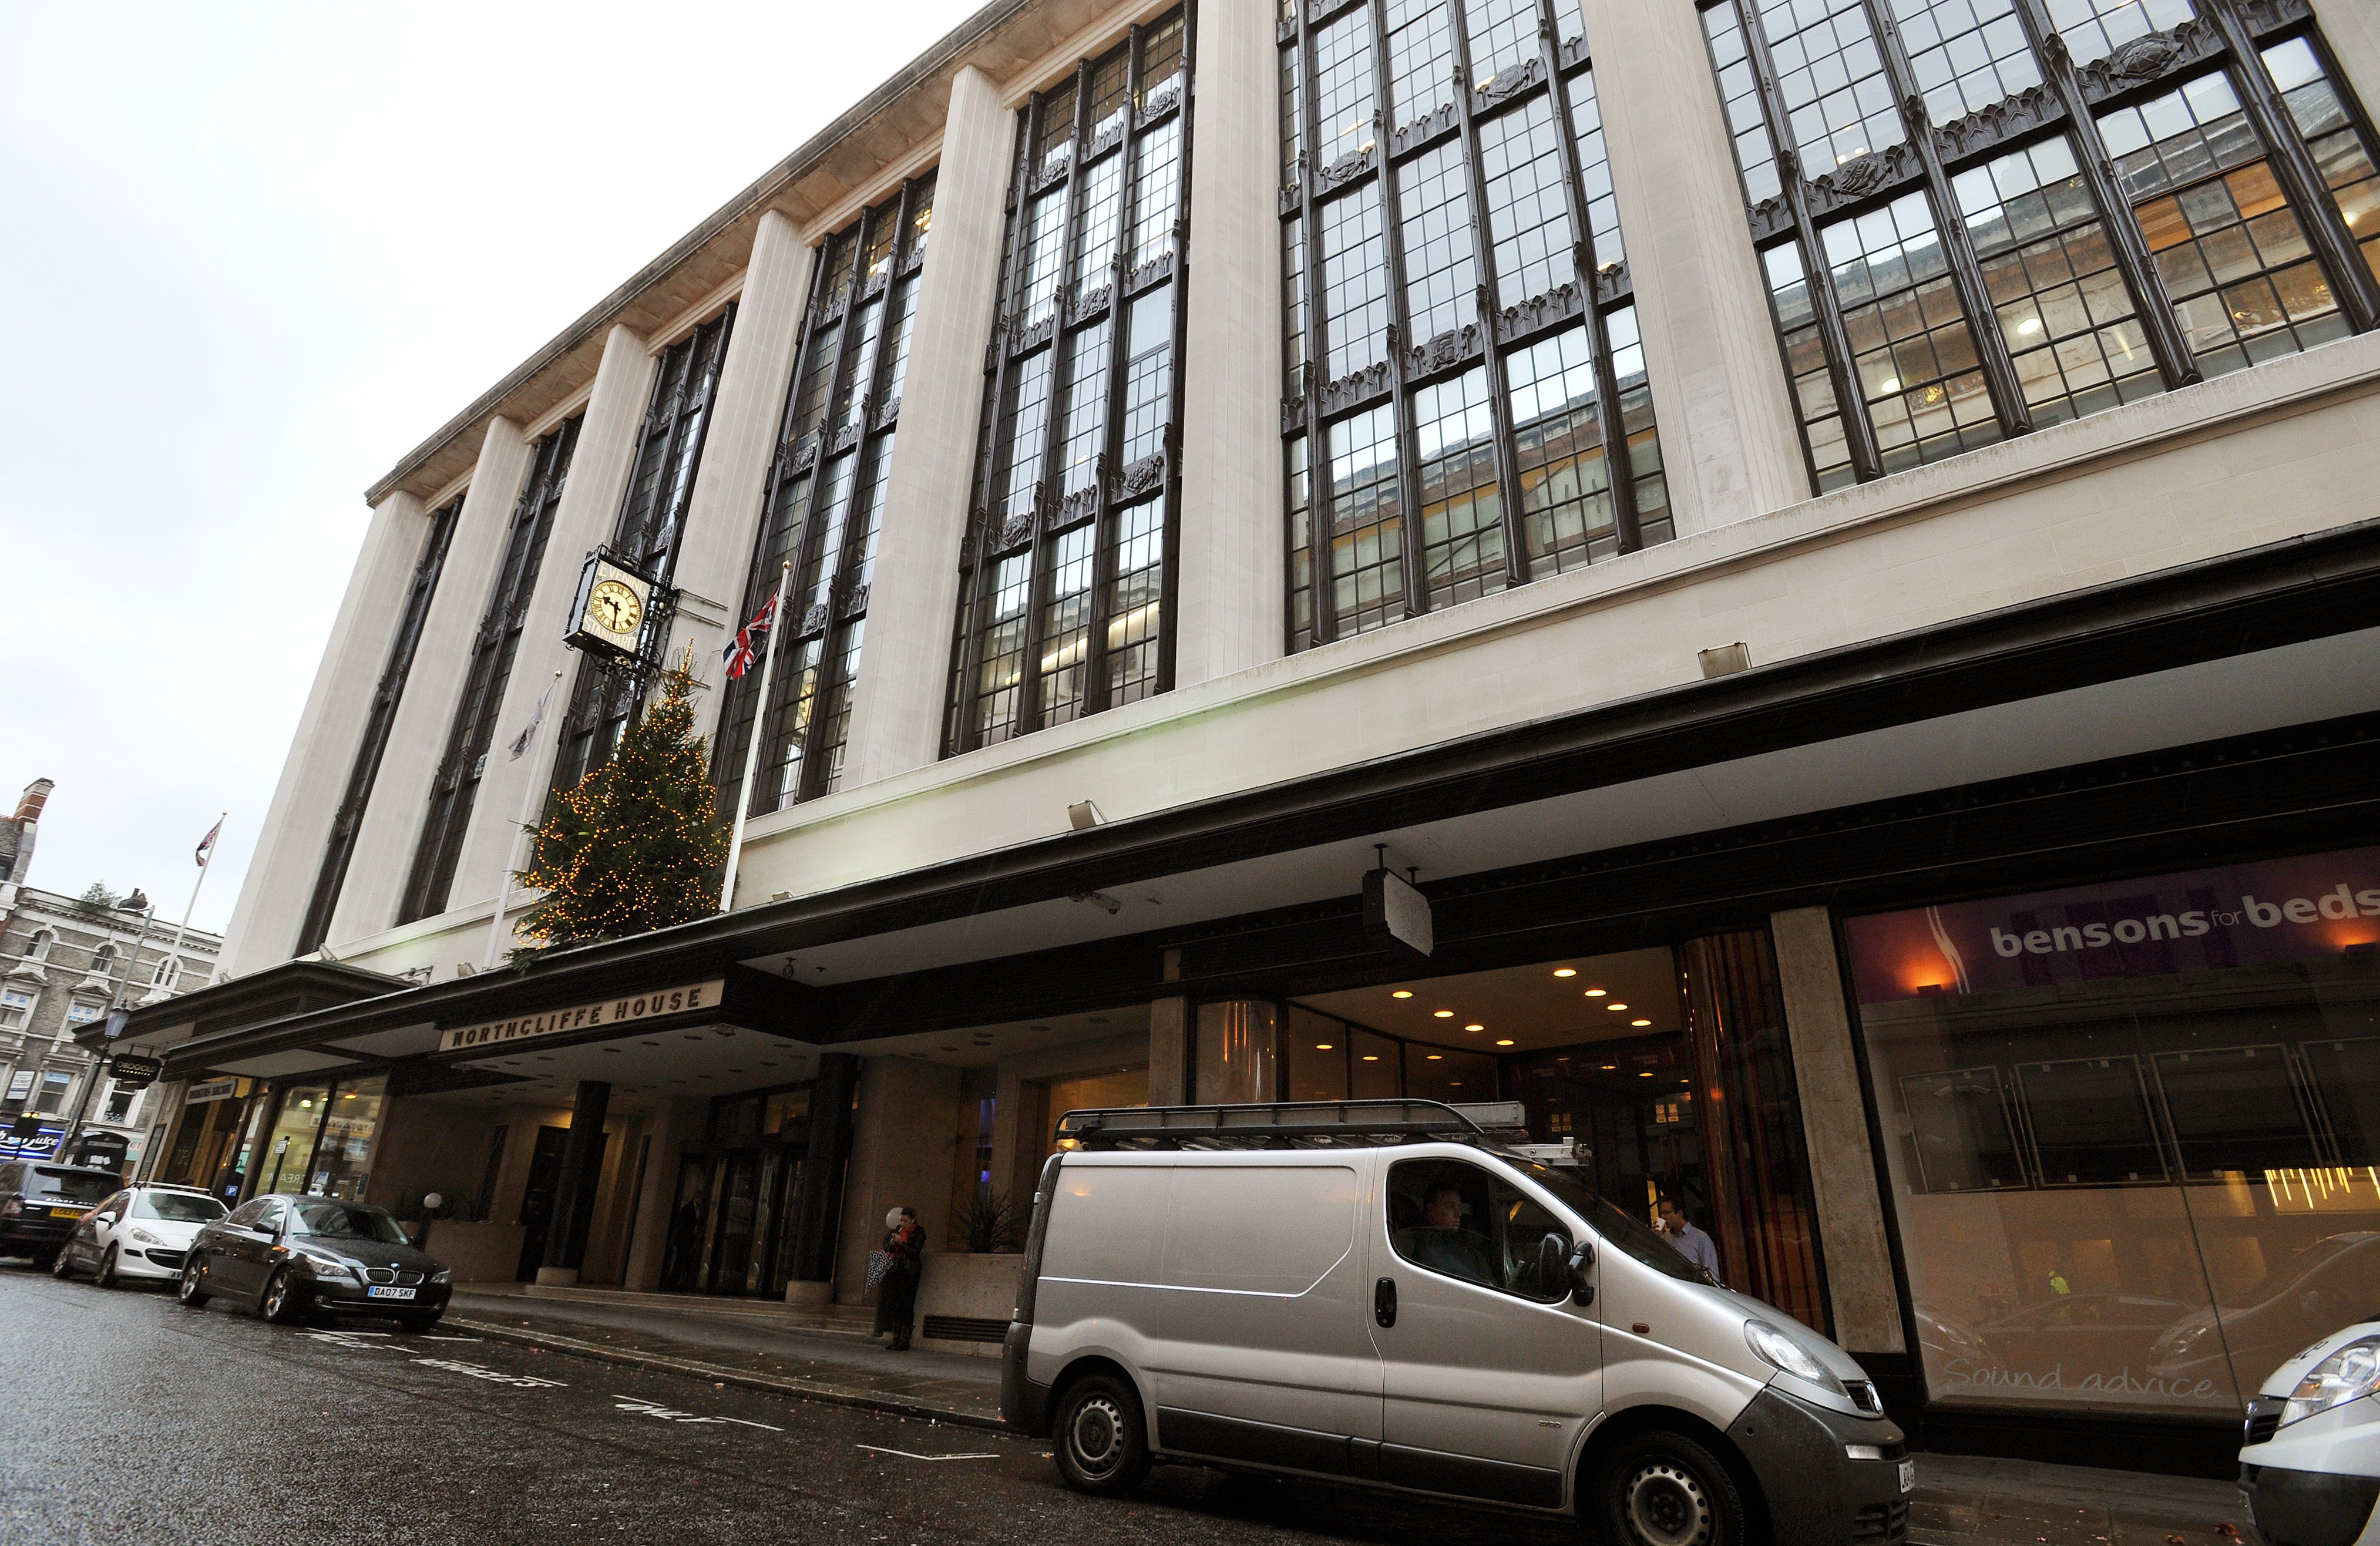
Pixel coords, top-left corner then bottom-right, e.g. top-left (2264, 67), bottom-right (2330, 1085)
top-left (840, 65), bottom-right (1013, 788)
top-left (833, 1056), bottom-right (965, 1305)
top-left (1147, 996), bottom-right (1188, 1104)
top-left (446, 326), bottom-right (657, 927)
top-left (1769, 906), bottom-right (1905, 1356)
top-left (784, 1050), bottom-right (859, 1301)
top-left (327, 418), bottom-right (533, 947)
top-left (2311, 0), bottom-right (2380, 113)
top-left (622, 1095), bottom-right (705, 1290)
top-left (537, 1078), bottom-right (613, 1286)
top-left (1580, 0), bottom-right (1808, 535)
top-left (1174, 0), bottom-right (1286, 688)
top-left (665, 212), bottom-right (817, 747)
top-left (219, 492), bottom-right (427, 974)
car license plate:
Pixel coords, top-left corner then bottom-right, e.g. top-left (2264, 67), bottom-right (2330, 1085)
top-left (48, 1208), bottom-right (84, 1219)
top-left (1898, 1459), bottom-right (1915, 1495)
top-left (367, 1286), bottom-right (416, 1300)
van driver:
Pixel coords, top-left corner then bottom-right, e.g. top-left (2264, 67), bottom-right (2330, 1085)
top-left (1408, 1180), bottom-right (1495, 1286)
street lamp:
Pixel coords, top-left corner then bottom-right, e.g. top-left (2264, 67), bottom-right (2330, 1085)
top-left (52, 889), bottom-right (156, 1171)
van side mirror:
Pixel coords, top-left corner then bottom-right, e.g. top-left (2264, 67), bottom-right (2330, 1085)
top-left (1540, 1233), bottom-right (1593, 1304)
top-left (1567, 1240), bottom-right (1596, 1306)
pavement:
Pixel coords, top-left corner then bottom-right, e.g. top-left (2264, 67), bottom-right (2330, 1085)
top-left (1, 1262), bottom-right (2265, 1545)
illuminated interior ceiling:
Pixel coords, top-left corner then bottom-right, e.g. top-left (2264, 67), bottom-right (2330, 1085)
top-left (1296, 947), bottom-right (1684, 1055)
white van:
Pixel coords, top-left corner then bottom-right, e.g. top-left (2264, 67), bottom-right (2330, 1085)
top-left (1000, 1100), bottom-right (1911, 1545)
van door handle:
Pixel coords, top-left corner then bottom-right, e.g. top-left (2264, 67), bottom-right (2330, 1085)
top-left (1374, 1276), bottom-right (1397, 1328)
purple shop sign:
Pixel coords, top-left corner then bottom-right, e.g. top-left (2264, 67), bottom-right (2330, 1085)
top-left (1843, 846), bottom-right (2380, 1006)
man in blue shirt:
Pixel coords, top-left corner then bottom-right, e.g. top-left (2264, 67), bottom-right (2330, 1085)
top-left (1658, 1195), bottom-right (1722, 1283)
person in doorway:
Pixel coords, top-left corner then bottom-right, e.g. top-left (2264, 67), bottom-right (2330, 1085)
top-left (876, 1205), bottom-right (924, 1351)
top-left (1656, 1195), bottom-right (1722, 1283)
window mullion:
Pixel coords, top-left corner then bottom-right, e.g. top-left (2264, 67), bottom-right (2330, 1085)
top-left (1016, 72), bottom-right (1098, 738)
top-left (1861, 1), bottom-right (2035, 438)
top-left (1084, 30), bottom-right (1149, 719)
top-left (1295, 12), bottom-right (1340, 648)
top-left (1726, 0), bottom-right (1887, 482)
top-left (1370, 0), bottom-right (1438, 615)
top-left (1155, 0), bottom-right (1195, 697)
top-left (2201, 0), bottom-right (2380, 332)
top-left (2005, 0), bottom-right (2201, 391)
top-left (954, 117), bottom-right (1039, 755)
top-left (1534, 12), bottom-right (1643, 554)
top-left (781, 243), bottom-right (873, 803)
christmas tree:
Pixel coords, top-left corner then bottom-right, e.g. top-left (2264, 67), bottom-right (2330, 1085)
top-left (509, 658), bottom-right (728, 962)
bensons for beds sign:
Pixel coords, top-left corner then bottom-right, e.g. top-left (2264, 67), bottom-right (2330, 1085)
top-left (439, 979), bottom-right (726, 1053)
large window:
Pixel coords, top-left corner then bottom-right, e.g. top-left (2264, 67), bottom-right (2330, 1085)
top-left (1282, 0), bottom-right (1673, 650)
top-left (552, 308), bottom-right (737, 792)
top-left (1700, 0), bottom-right (2380, 494)
top-left (714, 177), bottom-right (934, 817)
top-left (1846, 846), bottom-right (2380, 1418)
top-left (298, 495), bottom-right (459, 952)
top-left (947, 11), bottom-right (1190, 752)
top-left (399, 418), bottom-right (580, 925)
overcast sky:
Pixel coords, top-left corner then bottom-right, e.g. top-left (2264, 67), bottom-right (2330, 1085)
top-left (0, 1), bottom-right (983, 935)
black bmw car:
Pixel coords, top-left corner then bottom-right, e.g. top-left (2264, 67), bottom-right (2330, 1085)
top-left (178, 1195), bottom-right (451, 1332)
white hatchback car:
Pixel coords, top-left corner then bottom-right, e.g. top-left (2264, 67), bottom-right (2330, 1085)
top-left (50, 1184), bottom-right (226, 1287)
top-left (2240, 1318), bottom-right (2380, 1546)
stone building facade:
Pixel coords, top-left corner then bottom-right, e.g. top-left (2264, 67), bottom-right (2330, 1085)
top-left (113, 0), bottom-right (2380, 1472)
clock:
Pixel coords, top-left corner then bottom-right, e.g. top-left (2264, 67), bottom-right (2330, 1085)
top-left (564, 555), bottom-right (658, 662)
top-left (589, 579), bottom-right (643, 637)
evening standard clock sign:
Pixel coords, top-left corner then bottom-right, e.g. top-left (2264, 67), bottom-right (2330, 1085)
top-left (565, 554), bottom-right (655, 662)
top-left (438, 979), bottom-right (726, 1053)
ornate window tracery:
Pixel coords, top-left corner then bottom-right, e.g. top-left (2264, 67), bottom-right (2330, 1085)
top-left (1280, 0), bottom-right (1674, 651)
top-left (1699, 0), bottom-right (2380, 493)
top-left (946, 8), bottom-right (1192, 753)
top-left (715, 178), bottom-right (933, 818)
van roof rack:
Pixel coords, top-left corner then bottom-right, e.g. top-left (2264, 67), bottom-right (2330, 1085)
top-left (1053, 1098), bottom-right (1528, 1150)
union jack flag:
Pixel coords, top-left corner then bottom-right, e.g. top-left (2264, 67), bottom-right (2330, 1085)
top-left (722, 593), bottom-right (779, 680)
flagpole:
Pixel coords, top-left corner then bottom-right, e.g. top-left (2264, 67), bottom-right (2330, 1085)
top-left (486, 670), bottom-right (566, 971)
top-left (720, 561), bottom-right (793, 913)
top-left (153, 812), bottom-right (224, 999)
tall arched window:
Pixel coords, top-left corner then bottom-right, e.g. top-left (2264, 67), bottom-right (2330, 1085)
top-left (23, 929), bottom-right (53, 962)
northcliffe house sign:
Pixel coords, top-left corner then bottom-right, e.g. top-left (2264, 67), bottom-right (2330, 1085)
top-left (438, 979), bottom-right (727, 1053)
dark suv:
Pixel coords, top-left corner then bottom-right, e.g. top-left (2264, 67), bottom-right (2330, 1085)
top-left (0, 1161), bottom-right (124, 1266)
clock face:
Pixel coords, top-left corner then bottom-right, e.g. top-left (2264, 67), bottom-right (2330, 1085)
top-left (589, 579), bottom-right (643, 637)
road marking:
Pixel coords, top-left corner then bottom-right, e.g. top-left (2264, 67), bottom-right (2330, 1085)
top-left (610, 1394), bottom-right (784, 1430)
top-left (853, 1444), bottom-right (1000, 1461)
top-left (421, 1335), bottom-right (482, 1342)
top-left (413, 1356), bottom-right (566, 1389)
top-left (294, 1329), bottom-right (401, 1351)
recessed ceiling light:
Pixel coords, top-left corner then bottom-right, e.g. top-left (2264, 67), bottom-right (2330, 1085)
top-left (1639, 1071), bottom-right (1653, 1078)
top-left (1602, 1064), bottom-right (1617, 1071)
top-left (1554, 968), bottom-right (1576, 977)
top-left (1315, 1043), bottom-right (1334, 1050)
top-left (1495, 1038), bottom-right (1515, 1046)
top-left (1362, 1054), bottom-right (1380, 1061)
top-left (1606, 1003), bottom-right (1628, 1012)
top-left (1434, 1010), bottom-right (1454, 1018)
top-left (1464, 1023), bottom-right (1484, 1031)
top-left (1392, 990), bottom-right (1413, 999)
top-left (1632, 1019), bottom-right (1651, 1027)
top-left (1585, 988), bottom-right (1606, 997)
top-left (1450, 1081), bottom-right (1463, 1087)
top-left (1426, 1054), bottom-right (1443, 1061)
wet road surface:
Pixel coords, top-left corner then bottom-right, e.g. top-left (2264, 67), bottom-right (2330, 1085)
top-left (0, 1262), bottom-right (1585, 1546)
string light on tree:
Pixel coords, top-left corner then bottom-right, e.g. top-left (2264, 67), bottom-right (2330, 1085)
top-left (507, 654), bottom-right (728, 963)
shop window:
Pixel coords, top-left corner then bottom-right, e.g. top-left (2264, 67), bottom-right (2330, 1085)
top-left (1194, 1001), bottom-right (1279, 1104)
top-left (1845, 846), bottom-right (2380, 1419)
top-left (257, 1083), bottom-right (330, 1197)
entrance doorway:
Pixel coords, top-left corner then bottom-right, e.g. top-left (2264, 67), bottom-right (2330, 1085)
top-left (515, 1126), bottom-right (570, 1282)
top-left (1264, 930), bottom-right (1832, 1333)
top-left (669, 1084), bottom-right (813, 1296)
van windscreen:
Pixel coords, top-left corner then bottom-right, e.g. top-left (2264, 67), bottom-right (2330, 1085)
top-left (1515, 1160), bottom-right (1712, 1285)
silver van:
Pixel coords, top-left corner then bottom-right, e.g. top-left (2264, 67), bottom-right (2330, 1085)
top-left (1000, 1100), bottom-right (1911, 1545)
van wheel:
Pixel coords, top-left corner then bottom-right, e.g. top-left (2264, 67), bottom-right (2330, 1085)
top-left (1052, 1373), bottom-right (1150, 1496)
top-left (1595, 1431), bottom-right (1744, 1546)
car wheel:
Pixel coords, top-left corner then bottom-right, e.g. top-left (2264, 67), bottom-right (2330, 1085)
top-left (397, 1310), bottom-right (443, 1334)
top-left (177, 1253), bottom-right (211, 1308)
top-left (48, 1245), bottom-right (75, 1280)
top-left (1595, 1430), bottom-right (1746, 1546)
top-left (95, 1245), bottom-right (122, 1289)
top-left (260, 1268), bottom-right (308, 1325)
top-left (1051, 1373), bottom-right (1151, 1497)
